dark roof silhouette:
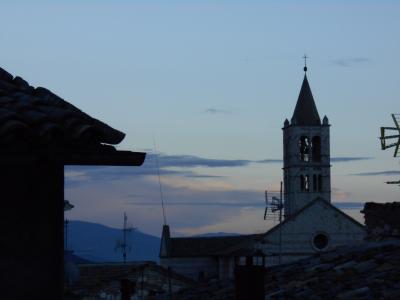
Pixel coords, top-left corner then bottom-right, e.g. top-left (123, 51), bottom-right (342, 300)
top-left (166, 234), bottom-right (263, 257)
top-left (291, 75), bottom-right (321, 126)
top-left (0, 67), bottom-right (145, 165)
top-left (0, 67), bottom-right (124, 147)
top-left (263, 198), bottom-right (365, 239)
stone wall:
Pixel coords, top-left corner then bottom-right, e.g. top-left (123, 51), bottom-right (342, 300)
top-left (261, 200), bottom-right (366, 265)
top-left (362, 202), bottom-right (400, 239)
top-left (283, 123), bottom-right (331, 217)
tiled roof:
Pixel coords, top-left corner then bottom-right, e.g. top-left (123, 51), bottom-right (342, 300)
top-left (175, 239), bottom-right (400, 300)
top-left (168, 234), bottom-right (263, 257)
top-left (0, 67), bottom-right (126, 149)
top-left (66, 262), bottom-right (195, 299)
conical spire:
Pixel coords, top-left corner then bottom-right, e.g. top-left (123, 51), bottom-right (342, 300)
top-left (291, 74), bottom-right (321, 126)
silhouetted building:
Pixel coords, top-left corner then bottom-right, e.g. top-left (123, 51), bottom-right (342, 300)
top-left (160, 225), bottom-right (263, 280)
top-left (160, 67), bottom-right (365, 280)
top-left (66, 262), bottom-right (194, 299)
top-left (0, 67), bottom-right (145, 298)
top-left (362, 202), bottom-right (400, 239)
top-left (261, 70), bottom-right (365, 265)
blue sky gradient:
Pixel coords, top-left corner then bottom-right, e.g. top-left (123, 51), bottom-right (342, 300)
top-left (2, 1), bottom-right (399, 235)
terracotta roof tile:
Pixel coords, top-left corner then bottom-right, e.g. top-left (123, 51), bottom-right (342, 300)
top-left (0, 67), bottom-right (125, 148)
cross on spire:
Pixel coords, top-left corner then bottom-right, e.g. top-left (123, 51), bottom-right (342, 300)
top-left (303, 54), bottom-right (308, 72)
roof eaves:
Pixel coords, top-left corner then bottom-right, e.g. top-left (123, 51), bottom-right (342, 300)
top-left (263, 198), bottom-right (365, 238)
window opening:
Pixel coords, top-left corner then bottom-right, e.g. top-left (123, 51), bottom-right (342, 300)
top-left (313, 175), bottom-right (317, 191)
top-left (299, 136), bottom-right (310, 162)
top-left (252, 256), bottom-right (264, 266)
top-left (237, 257), bottom-right (246, 266)
top-left (312, 136), bottom-right (321, 162)
top-left (312, 233), bottom-right (329, 250)
top-left (300, 175), bottom-right (310, 191)
top-left (318, 175), bottom-right (322, 192)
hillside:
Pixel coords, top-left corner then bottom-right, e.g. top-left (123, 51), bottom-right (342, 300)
top-left (67, 221), bottom-right (161, 262)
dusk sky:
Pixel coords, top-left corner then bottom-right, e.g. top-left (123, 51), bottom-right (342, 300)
top-left (2, 1), bottom-right (399, 236)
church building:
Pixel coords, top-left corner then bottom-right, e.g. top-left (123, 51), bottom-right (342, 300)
top-left (159, 66), bottom-right (366, 280)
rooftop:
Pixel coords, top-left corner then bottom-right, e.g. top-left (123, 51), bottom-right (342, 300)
top-left (0, 67), bottom-right (145, 165)
top-left (175, 239), bottom-right (400, 299)
top-left (166, 234), bottom-right (263, 257)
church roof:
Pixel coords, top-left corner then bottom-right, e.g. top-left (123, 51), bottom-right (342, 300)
top-left (291, 75), bottom-right (321, 126)
top-left (162, 234), bottom-right (263, 258)
top-left (264, 198), bottom-right (365, 238)
top-left (160, 200), bottom-right (365, 259)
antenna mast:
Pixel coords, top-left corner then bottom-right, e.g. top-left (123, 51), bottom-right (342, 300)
top-left (380, 113), bottom-right (400, 185)
top-left (64, 200), bottom-right (74, 252)
top-left (123, 212), bottom-right (127, 263)
top-left (264, 182), bottom-right (284, 264)
top-left (115, 212), bottom-right (134, 263)
top-left (263, 182), bottom-right (284, 222)
top-left (153, 137), bottom-right (167, 225)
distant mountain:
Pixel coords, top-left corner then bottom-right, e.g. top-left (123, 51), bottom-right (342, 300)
top-left (67, 221), bottom-right (160, 263)
top-left (64, 250), bottom-right (93, 264)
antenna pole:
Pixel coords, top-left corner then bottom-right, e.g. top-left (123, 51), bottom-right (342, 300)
top-left (279, 181), bottom-right (283, 264)
top-left (64, 219), bottom-right (69, 251)
top-left (153, 137), bottom-right (167, 225)
top-left (123, 212), bottom-right (127, 264)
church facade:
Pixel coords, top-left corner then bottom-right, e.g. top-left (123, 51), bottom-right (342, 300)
top-left (160, 68), bottom-right (366, 280)
top-left (260, 69), bottom-right (366, 265)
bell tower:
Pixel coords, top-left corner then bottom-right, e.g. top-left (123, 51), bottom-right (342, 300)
top-left (283, 62), bottom-right (331, 218)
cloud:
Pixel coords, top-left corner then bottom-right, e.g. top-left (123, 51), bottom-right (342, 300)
top-left (126, 196), bottom-right (264, 207)
top-left (204, 108), bottom-right (232, 114)
top-left (127, 199), bottom-right (364, 210)
top-left (332, 202), bottom-right (364, 210)
top-left (333, 57), bottom-right (371, 67)
top-left (185, 174), bottom-right (225, 178)
top-left (126, 200), bottom-right (262, 207)
top-left (66, 174), bottom-right (266, 235)
top-left (332, 187), bottom-right (351, 201)
top-left (156, 154), bottom-right (251, 168)
top-left (258, 157), bottom-right (371, 164)
top-left (65, 154), bottom-right (374, 188)
top-left (257, 159), bottom-right (282, 163)
top-left (65, 165), bottom-right (367, 236)
top-left (65, 153), bottom-right (252, 188)
top-left (331, 157), bottom-right (372, 163)
top-left (351, 170), bottom-right (400, 176)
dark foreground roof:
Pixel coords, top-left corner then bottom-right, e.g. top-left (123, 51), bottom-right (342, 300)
top-left (1, 67), bottom-right (123, 147)
top-left (0, 67), bottom-right (145, 165)
top-left (175, 239), bottom-right (400, 300)
top-left (291, 75), bottom-right (321, 126)
top-left (67, 262), bottom-right (194, 299)
top-left (168, 234), bottom-right (263, 257)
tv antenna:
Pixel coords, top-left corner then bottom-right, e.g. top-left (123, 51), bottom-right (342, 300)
top-left (380, 113), bottom-right (400, 185)
top-left (264, 182), bottom-right (284, 264)
top-left (64, 199), bottom-right (74, 251)
top-left (153, 137), bottom-right (167, 225)
top-left (263, 182), bottom-right (284, 223)
top-left (115, 212), bottom-right (135, 263)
